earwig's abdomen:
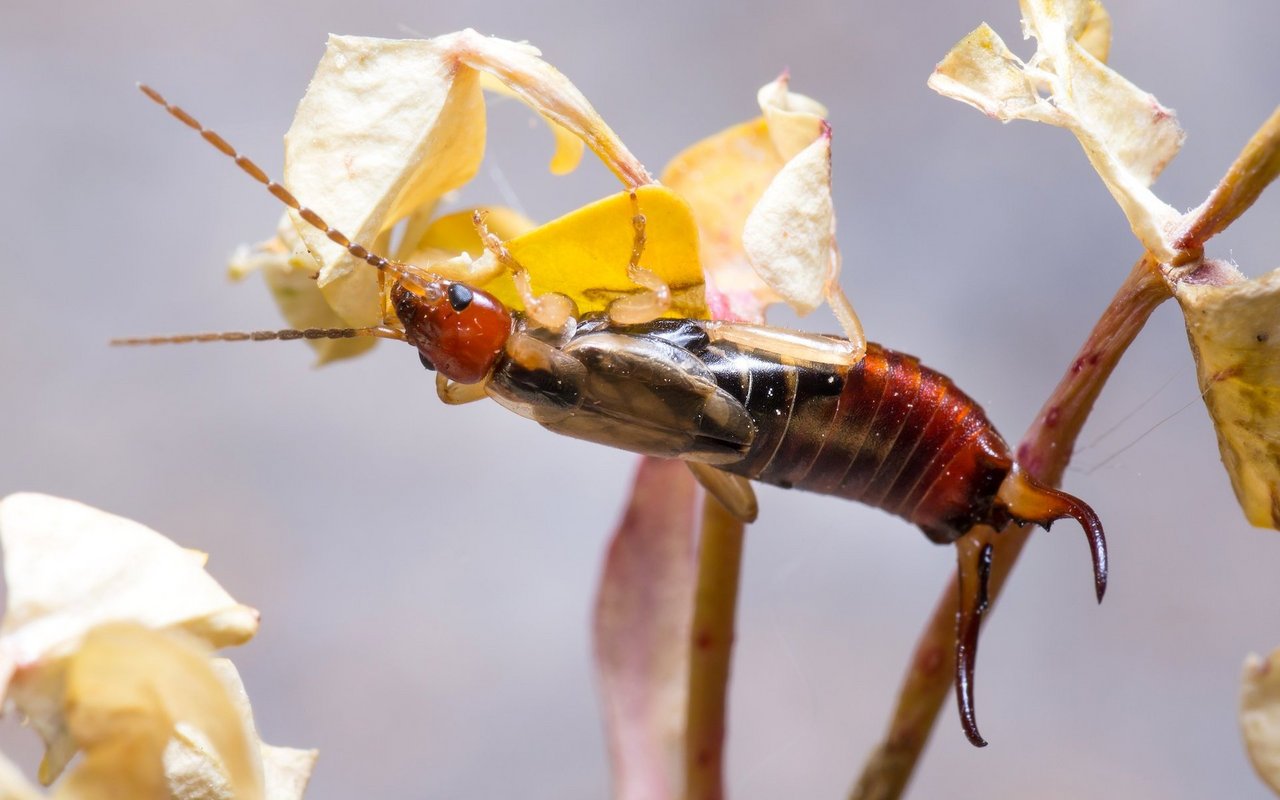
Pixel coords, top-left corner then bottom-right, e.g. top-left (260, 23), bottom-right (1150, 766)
top-left (702, 340), bottom-right (1013, 543)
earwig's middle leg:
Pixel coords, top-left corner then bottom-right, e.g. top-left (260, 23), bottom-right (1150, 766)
top-left (472, 210), bottom-right (576, 332)
top-left (608, 190), bottom-right (672, 325)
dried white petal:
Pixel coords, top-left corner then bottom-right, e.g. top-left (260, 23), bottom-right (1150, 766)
top-left (743, 130), bottom-right (836, 315)
top-left (1242, 648), bottom-right (1280, 792)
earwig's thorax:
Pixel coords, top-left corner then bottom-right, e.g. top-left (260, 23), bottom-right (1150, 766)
top-left (392, 279), bottom-right (513, 385)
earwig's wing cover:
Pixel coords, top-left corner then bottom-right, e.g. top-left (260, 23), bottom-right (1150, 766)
top-left (1242, 647), bottom-right (1280, 793)
top-left (549, 333), bottom-right (754, 463)
top-left (1178, 267), bottom-right (1280, 529)
top-left (929, 1), bottom-right (1184, 261)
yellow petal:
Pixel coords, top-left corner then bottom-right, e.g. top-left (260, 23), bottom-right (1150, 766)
top-left (1177, 267), bottom-right (1280, 529)
top-left (407, 206), bottom-right (536, 259)
top-left (471, 185), bottom-right (706, 318)
top-left (479, 72), bottom-right (585, 175)
top-left (229, 215), bottom-right (377, 366)
top-left (742, 129), bottom-right (836, 315)
top-left (1242, 647), bottom-right (1280, 793)
top-left (60, 624), bottom-right (261, 800)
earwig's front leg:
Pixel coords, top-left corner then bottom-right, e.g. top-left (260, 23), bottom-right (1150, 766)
top-left (687, 462), bottom-right (758, 523)
top-left (954, 531), bottom-right (996, 748)
top-left (608, 191), bottom-right (672, 325)
top-left (436, 373), bottom-right (489, 405)
top-left (473, 210), bottom-right (577, 332)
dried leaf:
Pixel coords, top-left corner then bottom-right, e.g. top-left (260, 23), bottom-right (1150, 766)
top-left (1177, 267), bottom-right (1280, 529)
top-left (1242, 647), bottom-right (1280, 793)
top-left (594, 458), bottom-right (699, 800)
top-left (930, 2), bottom-right (1185, 260)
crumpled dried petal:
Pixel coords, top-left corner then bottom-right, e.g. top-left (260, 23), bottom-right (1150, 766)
top-left (61, 624), bottom-right (260, 800)
top-left (283, 31), bottom-right (651, 328)
top-left (1241, 647), bottom-right (1280, 793)
top-left (930, 0), bottom-right (1184, 261)
top-left (165, 659), bottom-right (317, 800)
top-left (1177, 267), bottom-right (1280, 529)
top-left (742, 126), bottom-right (836, 316)
top-left (478, 72), bottom-right (583, 175)
top-left (0, 493), bottom-right (260, 785)
top-left (228, 214), bottom-right (376, 366)
top-left (664, 76), bottom-right (849, 328)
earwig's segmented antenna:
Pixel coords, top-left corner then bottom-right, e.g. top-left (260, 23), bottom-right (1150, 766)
top-left (137, 83), bottom-right (403, 278)
top-left (111, 327), bottom-right (407, 347)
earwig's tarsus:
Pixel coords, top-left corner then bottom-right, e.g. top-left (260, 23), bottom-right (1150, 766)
top-left (996, 467), bottom-right (1108, 603)
top-left (955, 536), bottom-right (994, 748)
top-left (608, 190), bottom-right (672, 325)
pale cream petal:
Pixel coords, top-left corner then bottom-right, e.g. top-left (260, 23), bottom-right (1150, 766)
top-left (479, 72), bottom-right (584, 175)
top-left (1177, 267), bottom-right (1280, 529)
top-left (0, 494), bottom-right (259, 672)
top-left (931, 6), bottom-right (1184, 261)
top-left (448, 30), bottom-right (651, 187)
top-left (228, 215), bottom-right (377, 365)
top-left (1242, 648), bottom-right (1280, 793)
top-left (742, 130), bottom-right (836, 315)
top-left (59, 625), bottom-right (261, 800)
top-left (284, 34), bottom-right (487, 327)
top-left (927, 24), bottom-right (1052, 122)
top-left (163, 660), bottom-right (316, 800)
top-left (757, 75), bottom-right (828, 162)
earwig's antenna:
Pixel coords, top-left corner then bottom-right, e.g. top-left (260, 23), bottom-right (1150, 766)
top-left (137, 83), bottom-right (405, 279)
top-left (111, 326), bottom-right (407, 347)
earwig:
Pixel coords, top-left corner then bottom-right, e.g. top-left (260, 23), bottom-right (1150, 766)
top-left (119, 85), bottom-right (1108, 747)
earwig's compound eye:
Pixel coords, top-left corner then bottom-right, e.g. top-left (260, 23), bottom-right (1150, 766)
top-left (419, 352), bottom-right (437, 371)
top-left (448, 283), bottom-right (474, 312)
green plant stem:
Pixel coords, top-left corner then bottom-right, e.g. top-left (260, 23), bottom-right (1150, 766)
top-left (849, 254), bottom-right (1171, 800)
top-left (684, 495), bottom-right (746, 800)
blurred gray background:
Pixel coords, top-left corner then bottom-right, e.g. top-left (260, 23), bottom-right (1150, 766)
top-left (3, 1), bottom-right (1279, 798)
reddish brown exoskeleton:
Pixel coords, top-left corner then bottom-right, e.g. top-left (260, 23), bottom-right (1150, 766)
top-left (116, 85), bottom-right (1107, 747)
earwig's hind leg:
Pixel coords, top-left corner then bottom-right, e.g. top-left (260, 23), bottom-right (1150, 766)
top-left (608, 191), bottom-right (672, 325)
top-left (995, 467), bottom-right (1108, 602)
top-left (687, 462), bottom-right (758, 523)
top-left (955, 533), bottom-right (995, 748)
top-left (473, 210), bottom-right (576, 332)
top-left (436, 374), bottom-right (489, 405)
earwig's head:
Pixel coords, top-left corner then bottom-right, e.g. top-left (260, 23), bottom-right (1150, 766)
top-left (392, 277), bottom-right (512, 384)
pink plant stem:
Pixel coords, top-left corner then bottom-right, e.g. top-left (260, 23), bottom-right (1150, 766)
top-left (684, 496), bottom-right (747, 800)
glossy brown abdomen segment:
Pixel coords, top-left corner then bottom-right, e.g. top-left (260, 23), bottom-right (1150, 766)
top-left (712, 343), bottom-right (1012, 544)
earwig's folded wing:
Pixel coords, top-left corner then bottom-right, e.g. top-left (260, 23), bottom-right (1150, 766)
top-left (533, 333), bottom-right (756, 464)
